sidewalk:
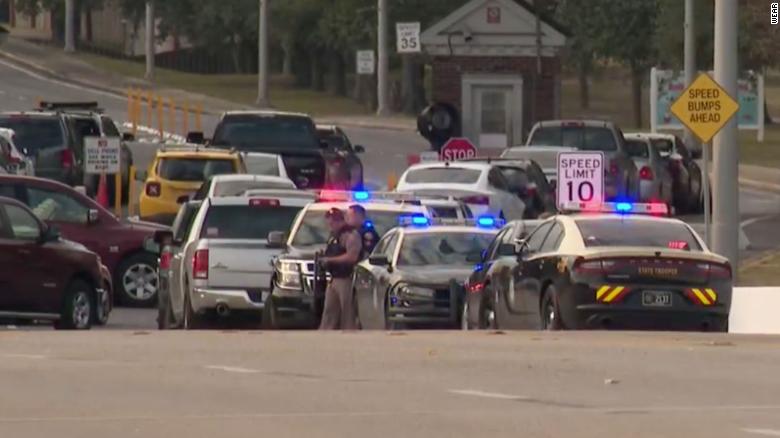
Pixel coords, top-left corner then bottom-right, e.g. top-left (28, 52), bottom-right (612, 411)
top-left (0, 34), bottom-right (417, 131)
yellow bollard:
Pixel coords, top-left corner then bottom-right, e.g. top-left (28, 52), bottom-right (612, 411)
top-left (126, 89), bottom-right (133, 122)
top-left (131, 89), bottom-right (139, 136)
top-left (156, 95), bottom-right (164, 141)
top-left (114, 172), bottom-right (122, 218)
top-left (195, 103), bottom-right (203, 132)
top-left (387, 172), bottom-right (398, 190)
top-left (128, 166), bottom-right (137, 217)
top-left (182, 100), bottom-right (190, 136)
top-left (146, 90), bottom-right (154, 128)
top-left (167, 98), bottom-right (176, 139)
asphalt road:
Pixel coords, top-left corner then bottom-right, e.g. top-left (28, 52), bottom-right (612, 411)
top-left (0, 330), bottom-right (779, 438)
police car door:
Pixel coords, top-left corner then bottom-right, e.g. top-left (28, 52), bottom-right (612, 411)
top-left (356, 230), bottom-right (399, 330)
top-left (512, 221), bottom-right (564, 328)
top-left (511, 221), bottom-right (554, 325)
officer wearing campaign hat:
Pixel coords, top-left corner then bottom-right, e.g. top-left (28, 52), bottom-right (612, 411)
top-left (318, 208), bottom-right (361, 330)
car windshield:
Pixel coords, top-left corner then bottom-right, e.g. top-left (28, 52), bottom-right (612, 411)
top-left (397, 232), bottom-right (494, 267)
top-left (651, 139), bottom-right (674, 155)
top-left (405, 168), bottom-right (481, 184)
top-left (200, 205), bottom-right (302, 239)
top-left (528, 126), bottom-right (617, 152)
top-left (212, 115), bottom-right (318, 150)
top-left (244, 155), bottom-right (282, 176)
top-left (576, 219), bottom-right (702, 250)
top-left (158, 158), bottom-right (236, 182)
top-left (291, 209), bottom-right (411, 247)
top-left (212, 179), bottom-right (296, 197)
top-left (0, 116), bottom-right (66, 153)
top-left (429, 206), bottom-right (459, 219)
top-left (624, 139), bottom-right (649, 158)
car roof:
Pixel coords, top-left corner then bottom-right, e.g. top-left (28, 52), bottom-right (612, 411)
top-left (315, 124), bottom-right (338, 131)
top-left (0, 111), bottom-right (62, 118)
top-left (304, 202), bottom-right (427, 213)
top-left (400, 225), bottom-right (498, 235)
top-left (461, 157), bottom-right (535, 168)
top-left (406, 161), bottom-right (492, 171)
top-left (241, 151), bottom-right (281, 159)
top-left (623, 134), bottom-right (652, 144)
top-left (626, 132), bottom-right (676, 141)
top-left (561, 213), bottom-right (688, 226)
top-left (210, 174), bottom-right (290, 184)
top-left (223, 110), bottom-right (311, 119)
top-left (533, 119), bottom-right (615, 128)
top-left (418, 198), bottom-right (462, 206)
top-left (208, 194), bottom-right (313, 207)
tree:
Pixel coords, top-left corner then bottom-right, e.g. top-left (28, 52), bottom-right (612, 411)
top-left (593, 0), bottom-right (659, 128)
top-left (556, 0), bottom-right (600, 109)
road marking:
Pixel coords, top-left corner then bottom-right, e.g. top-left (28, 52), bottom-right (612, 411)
top-left (602, 405), bottom-right (780, 414)
top-left (448, 389), bottom-right (530, 401)
top-left (204, 365), bottom-right (261, 374)
top-left (3, 353), bottom-right (47, 360)
top-left (743, 429), bottom-right (780, 437)
top-left (741, 215), bottom-right (777, 228)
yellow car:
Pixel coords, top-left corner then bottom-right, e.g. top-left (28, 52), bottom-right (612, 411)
top-left (138, 145), bottom-right (245, 223)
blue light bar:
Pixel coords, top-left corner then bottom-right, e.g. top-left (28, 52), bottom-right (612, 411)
top-left (353, 191), bottom-right (370, 201)
top-left (412, 215), bottom-right (429, 226)
top-left (477, 216), bottom-right (496, 228)
top-left (615, 202), bottom-right (633, 213)
top-left (364, 220), bottom-right (374, 229)
top-left (398, 214), bottom-right (431, 227)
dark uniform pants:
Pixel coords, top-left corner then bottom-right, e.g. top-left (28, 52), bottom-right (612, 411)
top-left (319, 277), bottom-right (357, 330)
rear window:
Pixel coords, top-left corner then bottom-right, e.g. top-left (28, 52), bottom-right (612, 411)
top-left (200, 205), bottom-right (301, 239)
top-left (528, 126), bottom-right (617, 152)
top-left (624, 139), bottom-right (649, 158)
top-left (212, 115), bottom-right (318, 150)
top-left (158, 158), bottom-right (236, 182)
top-left (430, 206), bottom-right (459, 219)
top-left (405, 168), bottom-right (481, 184)
top-left (291, 209), bottom-right (411, 247)
top-left (212, 180), bottom-right (295, 197)
top-left (651, 139), bottom-right (674, 155)
top-left (576, 219), bottom-right (702, 251)
top-left (0, 116), bottom-right (66, 153)
top-left (244, 155), bottom-right (281, 176)
top-left (397, 232), bottom-right (494, 267)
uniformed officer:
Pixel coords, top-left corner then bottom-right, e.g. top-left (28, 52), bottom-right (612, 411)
top-left (347, 204), bottom-right (380, 259)
top-left (318, 208), bottom-right (362, 330)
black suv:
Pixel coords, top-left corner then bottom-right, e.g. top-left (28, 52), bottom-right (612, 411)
top-left (205, 111), bottom-right (361, 190)
top-left (0, 102), bottom-right (134, 202)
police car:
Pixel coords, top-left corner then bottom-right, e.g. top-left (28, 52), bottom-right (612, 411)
top-left (463, 202), bottom-right (732, 332)
top-left (268, 191), bottom-right (431, 328)
top-left (354, 216), bottom-right (501, 330)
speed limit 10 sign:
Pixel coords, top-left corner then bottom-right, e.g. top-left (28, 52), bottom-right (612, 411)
top-left (556, 152), bottom-right (604, 209)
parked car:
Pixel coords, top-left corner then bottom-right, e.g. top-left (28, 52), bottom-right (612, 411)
top-left (208, 111), bottom-right (327, 189)
top-left (525, 120), bottom-right (639, 201)
top-left (0, 175), bottom-right (166, 307)
top-left (623, 134), bottom-right (674, 207)
top-left (500, 145), bottom-right (577, 185)
top-left (191, 174), bottom-right (297, 201)
top-left (315, 124), bottom-right (365, 190)
top-left (396, 161), bottom-right (526, 220)
top-left (137, 145), bottom-right (245, 225)
top-left (419, 197), bottom-right (473, 220)
top-left (0, 128), bottom-right (34, 176)
top-left (242, 152), bottom-right (290, 179)
top-left (0, 196), bottom-right (109, 329)
top-left (627, 132), bottom-right (704, 213)
top-left (460, 157), bottom-right (558, 219)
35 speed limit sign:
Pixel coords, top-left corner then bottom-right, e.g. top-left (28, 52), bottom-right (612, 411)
top-left (557, 152), bottom-right (604, 208)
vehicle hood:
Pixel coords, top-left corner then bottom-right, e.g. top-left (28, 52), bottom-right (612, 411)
top-left (59, 238), bottom-right (91, 254)
top-left (395, 265), bottom-right (474, 286)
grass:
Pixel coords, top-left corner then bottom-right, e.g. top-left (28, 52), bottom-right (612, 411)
top-left (739, 251), bottom-right (780, 286)
top-left (75, 53), bottom-right (373, 117)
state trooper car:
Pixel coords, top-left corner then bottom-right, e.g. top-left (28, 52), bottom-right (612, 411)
top-left (354, 216), bottom-right (501, 330)
top-left (268, 191), bottom-right (431, 328)
top-left (464, 202), bottom-right (732, 332)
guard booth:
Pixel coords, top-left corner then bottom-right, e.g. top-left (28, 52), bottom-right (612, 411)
top-left (421, 0), bottom-right (567, 151)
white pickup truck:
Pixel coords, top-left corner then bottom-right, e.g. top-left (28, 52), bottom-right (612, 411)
top-left (173, 189), bottom-right (315, 328)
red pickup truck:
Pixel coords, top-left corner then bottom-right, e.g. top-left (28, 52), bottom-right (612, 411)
top-left (0, 175), bottom-right (166, 307)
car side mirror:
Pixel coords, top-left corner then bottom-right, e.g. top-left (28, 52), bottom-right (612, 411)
top-left (40, 225), bottom-right (60, 244)
top-left (186, 131), bottom-right (205, 144)
top-left (267, 231), bottom-right (286, 249)
top-left (354, 145), bottom-right (365, 154)
top-left (87, 208), bottom-right (99, 224)
top-left (368, 254), bottom-right (390, 267)
top-left (122, 132), bottom-right (135, 142)
top-left (497, 243), bottom-right (516, 257)
top-left (176, 195), bottom-right (190, 205)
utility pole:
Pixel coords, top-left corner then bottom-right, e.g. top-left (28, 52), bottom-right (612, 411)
top-left (712, 0), bottom-right (739, 271)
top-left (64, 0), bottom-right (75, 52)
top-left (376, 0), bottom-right (389, 116)
top-left (256, 0), bottom-right (270, 108)
top-left (145, 1), bottom-right (155, 81)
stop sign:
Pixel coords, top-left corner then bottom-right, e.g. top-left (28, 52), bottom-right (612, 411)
top-left (440, 137), bottom-right (477, 161)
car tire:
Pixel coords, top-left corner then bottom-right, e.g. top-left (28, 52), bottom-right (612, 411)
top-left (540, 286), bottom-right (564, 331)
top-left (262, 296), bottom-right (278, 330)
top-left (116, 252), bottom-right (159, 307)
top-left (93, 281), bottom-right (112, 326)
top-left (183, 292), bottom-right (205, 330)
top-left (56, 280), bottom-right (94, 330)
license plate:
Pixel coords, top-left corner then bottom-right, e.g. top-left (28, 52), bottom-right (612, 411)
top-left (642, 291), bottom-right (672, 307)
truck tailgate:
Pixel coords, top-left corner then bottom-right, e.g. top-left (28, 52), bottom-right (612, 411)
top-left (205, 239), bottom-right (280, 290)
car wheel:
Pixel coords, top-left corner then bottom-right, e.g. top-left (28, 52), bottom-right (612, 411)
top-left (93, 281), bottom-right (112, 326)
top-left (540, 286), bottom-right (563, 331)
top-left (183, 292), bottom-right (205, 330)
top-left (116, 252), bottom-right (159, 307)
top-left (262, 295), bottom-right (278, 330)
top-left (56, 280), bottom-right (93, 330)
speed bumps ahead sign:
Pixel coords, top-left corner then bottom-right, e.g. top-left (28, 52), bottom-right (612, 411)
top-left (670, 73), bottom-right (740, 143)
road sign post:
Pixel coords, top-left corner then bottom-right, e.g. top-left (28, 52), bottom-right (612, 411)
top-left (440, 138), bottom-right (477, 162)
top-left (670, 71), bottom-right (739, 253)
top-left (556, 152), bottom-right (604, 209)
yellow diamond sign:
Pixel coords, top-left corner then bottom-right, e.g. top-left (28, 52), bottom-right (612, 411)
top-left (670, 73), bottom-right (740, 144)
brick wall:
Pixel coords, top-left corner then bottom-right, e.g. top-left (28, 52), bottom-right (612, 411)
top-left (431, 56), bottom-right (562, 131)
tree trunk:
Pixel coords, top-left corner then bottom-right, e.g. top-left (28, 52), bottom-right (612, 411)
top-left (631, 65), bottom-right (643, 128)
top-left (281, 34), bottom-right (293, 76)
top-left (328, 52), bottom-right (346, 96)
top-left (577, 56), bottom-right (591, 110)
top-left (311, 53), bottom-right (324, 91)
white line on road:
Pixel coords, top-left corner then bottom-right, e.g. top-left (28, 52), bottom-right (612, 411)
top-left (743, 429), bottom-right (780, 437)
top-left (448, 389), bottom-right (530, 401)
top-left (204, 365), bottom-right (262, 374)
top-left (741, 215), bottom-right (777, 228)
top-left (3, 353), bottom-right (47, 360)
